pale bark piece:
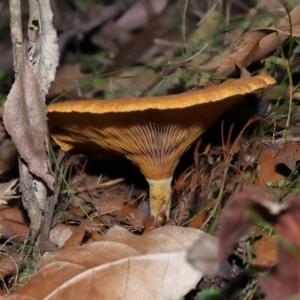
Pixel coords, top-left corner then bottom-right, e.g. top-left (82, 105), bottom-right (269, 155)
top-left (4, 52), bottom-right (55, 190)
top-left (187, 233), bottom-right (219, 277)
top-left (3, 226), bottom-right (205, 300)
top-left (27, 0), bottom-right (59, 95)
top-left (0, 179), bottom-right (19, 205)
top-left (49, 224), bottom-right (74, 249)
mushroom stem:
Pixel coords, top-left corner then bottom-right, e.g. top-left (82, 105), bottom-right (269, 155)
top-left (146, 177), bottom-right (173, 220)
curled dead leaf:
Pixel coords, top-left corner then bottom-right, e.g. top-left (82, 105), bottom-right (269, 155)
top-left (214, 30), bottom-right (267, 78)
top-left (4, 52), bottom-right (54, 190)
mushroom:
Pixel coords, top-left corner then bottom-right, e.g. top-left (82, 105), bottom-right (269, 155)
top-left (47, 75), bottom-right (276, 221)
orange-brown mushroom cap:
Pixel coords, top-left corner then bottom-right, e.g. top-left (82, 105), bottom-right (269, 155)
top-left (47, 75), bottom-right (276, 219)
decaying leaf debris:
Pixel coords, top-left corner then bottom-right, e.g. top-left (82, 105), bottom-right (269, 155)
top-left (1, 1), bottom-right (300, 299)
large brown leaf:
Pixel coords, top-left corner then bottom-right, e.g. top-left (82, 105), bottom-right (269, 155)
top-left (3, 226), bottom-right (204, 300)
top-left (3, 52), bottom-right (54, 189)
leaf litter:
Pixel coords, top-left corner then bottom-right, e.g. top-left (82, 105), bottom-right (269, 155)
top-left (1, 1), bottom-right (300, 299)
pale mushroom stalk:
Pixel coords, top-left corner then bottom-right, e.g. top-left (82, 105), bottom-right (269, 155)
top-left (147, 177), bottom-right (172, 219)
top-left (47, 75), bottom-right (276, 221)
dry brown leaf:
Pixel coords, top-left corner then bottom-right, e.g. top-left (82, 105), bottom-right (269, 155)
top-left (49, 224), bottom-right (74, 249)
top-left (253, 3), bottom-right (300, 62)
top-left (52, 209), bottom-right (86, 225)
top-left (0, 219), bottom-right (30, 243)
top-left (235, 183), bottom-right (285, 202)
top-left (186, 213), bottom-right (206, 228)
top-left (0, 139), bottom-right (18, 176)
top-left (276, 143), bottom-right (300, 171)
top-left (200, 4), bottom-right (300, 73)
top-left (90, 20), bottom-right (132, 53)
top-left (125, 200), bottom-right (149, 228)
top-left (0, 253), bottom-right (24, 279)
top-left (116, 0), bottom-right (167, 31)
top-left (256, 25), bottom-right (300, 37)
top-left (4, 52), bottom-right (54, 190)
top-left (250, 232), bottom-right (278, 269)
top-left (256, 147), bottom-right (286, 185)
top-left (256, 144), bottom-right (300, 186)
top-left (83, 225), bottom-right (104, 244)
top-left (186, 198), bottom-right (212, 229)
top-left (115, 202), bottom-right (136, 220)
top-left (116, 200), bottom-right (149, 229)
top-left (0, 205), bottom-right (28, 225)
top-left (214, 30), bottom-right (267, 78)
top-left (87, 183), bottom-right (133, 215)
top-left (60, 219), bottom-right (91, 250)
top-left (48, 64), bottom-right (87, 97)
top-left (3, 226), bottom-right (204, 300)
top-left (256, 0), bottom-right (284, 10)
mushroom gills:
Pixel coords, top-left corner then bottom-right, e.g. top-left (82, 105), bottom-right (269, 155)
top-left (47, 74), bottom-right (277, 222)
